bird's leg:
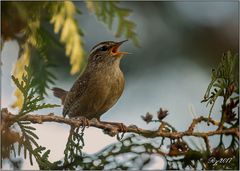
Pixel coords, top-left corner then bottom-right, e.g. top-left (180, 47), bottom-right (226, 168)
top-left (99, 120), bottom-right (127, 132)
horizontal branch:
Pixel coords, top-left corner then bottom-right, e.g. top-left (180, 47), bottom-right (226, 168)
top-left (1, 108), bottom-right (239, 139)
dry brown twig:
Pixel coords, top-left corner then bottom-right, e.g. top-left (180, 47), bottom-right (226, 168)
top-left (1, 108), bottom-right (239, 139)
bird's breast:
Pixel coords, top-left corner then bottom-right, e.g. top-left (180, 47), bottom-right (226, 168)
top-left (98, 66), bottom-right (125, 100)
top-left (90, 66), bottom-right (125, 117)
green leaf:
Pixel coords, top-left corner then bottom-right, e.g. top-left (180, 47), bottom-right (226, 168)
top-left (12, 66), bottom-right (59, 118)
top-left (86, 1), bottom-right (140, 47)
top-left (29, 151), bottom-right (33, 165)
top-left (24, 129), bottom-right (39, 140)
top-left (50, 1), bottom-right (85, 75)
top-left (202, 51), bottom-right (239, 118)
top-left (29, 28), bottom-right (57, 97)
top-left (18, 141), bottom-right (23, 156)
top-left (22, 125), bottom-right (36, 131)
top-left (42, 150), bottom-right (50, 159)
top-left (24, 146), bottom-right (27, 159)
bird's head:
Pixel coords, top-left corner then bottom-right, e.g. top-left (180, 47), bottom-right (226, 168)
top-left (88, 40), bottom-right (129, 64)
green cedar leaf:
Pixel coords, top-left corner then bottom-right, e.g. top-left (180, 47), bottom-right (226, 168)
top-left (24, 129), bottom-right (39, 140)
top-left (202, 51), bottom-right (238, 119)
top-left (87, 1), bottom-right (140, 47)
top-left (42, 150), bottom-right (50, 159)
top-left (22, 125), bottom-right (36, 131)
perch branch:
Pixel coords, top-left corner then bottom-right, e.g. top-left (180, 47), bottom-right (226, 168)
top-left (1, 108), bottom-right (239, 139)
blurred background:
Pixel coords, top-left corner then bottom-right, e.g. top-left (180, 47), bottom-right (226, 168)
top-left (1, 1), bottom-right (239, 169)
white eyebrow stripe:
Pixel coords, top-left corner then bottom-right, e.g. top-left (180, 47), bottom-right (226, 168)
top-left (90, 41), bottom-right (115, 55)
top-left (90, 44), bottom-right (106, 54)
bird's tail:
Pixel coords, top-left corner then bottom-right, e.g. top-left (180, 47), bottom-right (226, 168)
top-left (51, 87), bottom-right (68, 105)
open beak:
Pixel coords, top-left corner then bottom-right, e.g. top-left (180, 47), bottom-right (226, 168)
top-left (111, 40), bottom-right (129, 56)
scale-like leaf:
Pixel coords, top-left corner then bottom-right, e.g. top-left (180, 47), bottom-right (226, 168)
top-left (24, 129), bottom-right (39, 140)
top-left (10, 67), bottom-right (59, 166)
top-left (50, 1), bottom-right (85, 75)
top-left (42, 150), bottom-right (50, 159)
top-left (29, 151), bottom-right (33, 165)
top-left (86, 1), bottom-right (139, 47)
top-left (12, 66), bottom-right (60, 118)
top-left (22, 125), bottom-right (36, 131)
top-left (202, 51), bottom-right (238, 119)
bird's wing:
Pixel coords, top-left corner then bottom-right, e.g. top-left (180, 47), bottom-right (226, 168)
top-left (62, 73), bottom-right (90, 117)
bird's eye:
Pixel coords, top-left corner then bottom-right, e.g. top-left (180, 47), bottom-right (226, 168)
top-left (99, 46), bottom-right (108, 51)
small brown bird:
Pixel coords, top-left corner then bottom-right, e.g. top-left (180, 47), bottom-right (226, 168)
top-left (52, 40), bottom-right (128, 125)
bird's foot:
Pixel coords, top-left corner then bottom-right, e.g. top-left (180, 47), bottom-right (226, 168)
top-left (75, 116), bottom-right (90, 128)
top-left (118, 123), bottom-right (127, 132)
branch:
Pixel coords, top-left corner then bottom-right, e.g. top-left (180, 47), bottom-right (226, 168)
top-left (187, 116), bottom-right (221, 132)
top-left (1, 108), bottom-right (239, 139)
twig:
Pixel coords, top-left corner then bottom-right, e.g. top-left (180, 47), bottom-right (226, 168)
top-left (187, 116), bottom-right (220, 132)
top-left (1, 108), bottom-right (239, 139)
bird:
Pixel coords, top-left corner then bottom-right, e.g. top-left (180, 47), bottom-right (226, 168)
top-left (52, 40), bottom-right (128, 128)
